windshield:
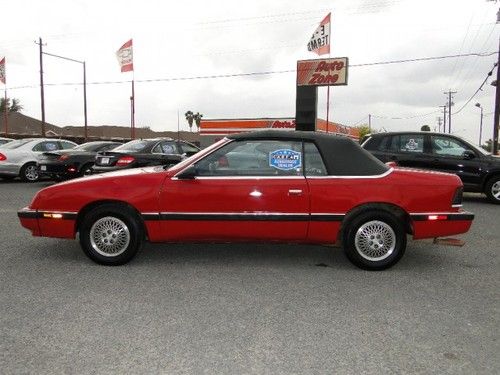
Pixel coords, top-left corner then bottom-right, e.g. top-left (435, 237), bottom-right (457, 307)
top-left (167, 138), bottom-right (227, 171)
top-left (0, 139), bottom-right (33, 149)
top-left (113, 140), bottom-right (150, 153)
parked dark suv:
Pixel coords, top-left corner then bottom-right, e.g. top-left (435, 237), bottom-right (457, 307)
top-left (361, 131), bottom-right (500, 204)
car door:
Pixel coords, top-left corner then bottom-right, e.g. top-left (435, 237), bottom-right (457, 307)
top-left (428, 134), bottom-right (483, 188)
top-left (386, 134), bottom-right (435, 169)
top-left (158, 139), bottom-right (310, 241)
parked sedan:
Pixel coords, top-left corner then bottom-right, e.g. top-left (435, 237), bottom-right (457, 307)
top-left (18, 130), bottom-right (473, 270)
top-left (38, 141), bottom-right (122, 181)
top-left (0, 137), bottom-right (14, 146)
top-left (361, 131), bottom-right (500, 204)
top-left (0, 138), bottom-right (77, 181)
top-left (92, 138), bottom-right (200, 173)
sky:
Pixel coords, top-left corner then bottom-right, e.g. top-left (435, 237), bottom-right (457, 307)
top-left (1, 0), bottom-right (499, 145)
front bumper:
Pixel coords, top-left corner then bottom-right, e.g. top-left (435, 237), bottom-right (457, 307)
top-left (18, 207), bottom-right (77, 238)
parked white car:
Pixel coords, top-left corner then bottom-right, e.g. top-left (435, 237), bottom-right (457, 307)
top-left (0, 138), bottom-right (77, 181)
top-left (0, 137), bottom-right (14, 146)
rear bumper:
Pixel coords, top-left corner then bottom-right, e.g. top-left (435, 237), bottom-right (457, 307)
top-left (0, 162), bottom-right (21, 176)
top-left (38, 163), bottom-right (78, 178)
top-left (410, 211), bottom-right (474, 240)
top-left (92, 165), bottom-right (127, 174)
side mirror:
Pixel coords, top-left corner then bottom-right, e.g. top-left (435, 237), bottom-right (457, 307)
top-left (176, 164), bottom-right (197, 179)
top-left (463, 150), bottom-right (475, 160)
top-left (385, 161), bottom-right (398, 168)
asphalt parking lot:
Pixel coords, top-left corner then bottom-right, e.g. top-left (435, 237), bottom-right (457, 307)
top-left (0, 180), bottom-right (498, 374)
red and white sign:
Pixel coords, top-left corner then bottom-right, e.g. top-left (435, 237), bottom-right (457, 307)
top-left (307, 13), bottom-right (331, 56)
top-left (200, 118), bottom-right (296, 136)
top-left (0, 57), bottom-right (5, 84)
top-left (116, 39), bottom-right (133, 73)
top-left (297, 57), bottom-right (348, 87)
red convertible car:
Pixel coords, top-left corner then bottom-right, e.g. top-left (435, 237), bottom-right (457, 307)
top-left (18, 131), bottom-right (474, 270)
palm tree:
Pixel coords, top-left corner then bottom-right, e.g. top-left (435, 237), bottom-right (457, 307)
top-left (185, 111), bottom-right (194, 132)
top-left (193, 112), bottom-right (203, 132)
top-left (0, 97), bottom-right (23, 113)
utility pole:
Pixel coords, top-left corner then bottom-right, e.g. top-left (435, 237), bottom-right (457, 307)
top-left (368, 114), bottom-right (371, 132)
top-left (493, 35), bottom-right (500, 155)
top-left (35, 37), bottom-right (46, 137)
top-left (437, 117), bottom-right (442, 132)
top-left (444, 90), bottom-right (456, 133)
top-left (439, 105), bottom-right (446, 133)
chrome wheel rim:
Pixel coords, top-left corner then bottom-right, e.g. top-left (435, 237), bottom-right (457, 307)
top-left (25, 165), bottom-right (38, 181)
top-left (492, 181), bottom-right (500, 200)
top-left (90, 216), bottom-right (130, 257)
top-left (355, 220), bottom-right (396, 261)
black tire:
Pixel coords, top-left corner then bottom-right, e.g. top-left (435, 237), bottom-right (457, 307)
top-left (79, 163), bottom-right (94, 177)
top-left (342, 210), bottom-right (406, 271)
top-left (20, 162), bottom-right (40, 182)
top-left (484, 175), bottom-right (500, 204)
top-left (79, 203), bottom-right (144, 265)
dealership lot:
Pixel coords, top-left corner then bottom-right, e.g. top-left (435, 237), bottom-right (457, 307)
top-left (0, 180), bottom-right (498, 374)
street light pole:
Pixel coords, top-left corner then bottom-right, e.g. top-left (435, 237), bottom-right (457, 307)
top-left (42, 51), bottom-right (88, 141)
top-left (475, 103), bottom-right (483, 146)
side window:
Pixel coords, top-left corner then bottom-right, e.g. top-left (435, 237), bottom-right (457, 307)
top-left (153, 141), bottom-right (178, 154)
top-left (32, 141), bottom-right (59, 152)
top-left (179, 142), bottom-right (200, 155)
top-left (304, 142), bottom-right (327, 176)
top-left (431, 136), bottom-right (474, 157)
top-left (59, 141), bottom-right (75, 149)
top-left (196, 140), bottom-right (303, 176)
top-left (377, 136), bottom-right (391, 151)
top-left (399, 135), bottom-right (424, 153)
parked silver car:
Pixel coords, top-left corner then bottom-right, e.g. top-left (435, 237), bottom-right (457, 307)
top-left (0, 137), bottom-right (14, 146)
top-left (0, 138), bottom-right (77, 181)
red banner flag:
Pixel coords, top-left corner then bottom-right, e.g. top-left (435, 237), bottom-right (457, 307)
top-left (0, 58), bottom-right (5, 84)
top-left (307, 13), bottom-right (331, 56)
top-left (116, 39), bottom-right (133, 72)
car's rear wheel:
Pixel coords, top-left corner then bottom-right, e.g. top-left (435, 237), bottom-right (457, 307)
top-left (342, 210), bottom-right (406, 270)
top-left (20, 162), bottom-right (39, 182)
top-left (79, 204), bottom-right (143, 265)
top-left (485, 175), bottom-right (500, 204)
top-left (79, 163), bottom-right (94, 177)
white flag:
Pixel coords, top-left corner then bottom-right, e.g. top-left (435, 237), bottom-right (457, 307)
top-left (307, 13), bottom-right (331, 56)
top-left (116, 39), bottom-right (133, 72)
top-left (0, 57), bottom-right (5, 84)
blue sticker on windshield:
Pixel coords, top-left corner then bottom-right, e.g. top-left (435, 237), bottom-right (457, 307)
top-left (269, 149), bottom-right (301, 170)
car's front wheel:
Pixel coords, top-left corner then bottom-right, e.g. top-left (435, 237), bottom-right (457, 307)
top-left (342, 210), bottom-right (406, 270)
top-left (485, 175), bottom-right (500, 204)
top-left (79, 204), bottom-right (143, 265)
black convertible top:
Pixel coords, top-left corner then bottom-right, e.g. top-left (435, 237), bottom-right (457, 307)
top-left (228, 130), bottom-right (389, 176)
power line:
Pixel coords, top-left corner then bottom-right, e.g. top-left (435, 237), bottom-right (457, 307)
top-left (452, 62), bottom-right (496, 115)
top-left (371, 110), bottom-right (440, 120)
top-left (8, 51), bottom-right (497, 90)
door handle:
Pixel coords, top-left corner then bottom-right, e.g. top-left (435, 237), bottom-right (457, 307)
top-left (288, 189), bottom-right (303, 196)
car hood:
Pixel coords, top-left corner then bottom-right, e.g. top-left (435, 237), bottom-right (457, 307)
top-left (59, 165), bottom-right (168, 185)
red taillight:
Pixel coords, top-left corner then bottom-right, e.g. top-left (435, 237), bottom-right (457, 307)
top-left (59, 154), bottom-right (69, 161)
top-left (0, 153), bottom-right (6, 161)
top-left (116, 156), bottom-right (135, 166)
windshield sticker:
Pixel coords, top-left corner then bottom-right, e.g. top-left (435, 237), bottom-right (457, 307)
top-left (269, 149), bottom-right (301, 170)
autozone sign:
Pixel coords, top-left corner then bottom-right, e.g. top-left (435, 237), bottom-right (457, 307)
top-left (297, 57), bottom-right (348, 86)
